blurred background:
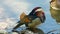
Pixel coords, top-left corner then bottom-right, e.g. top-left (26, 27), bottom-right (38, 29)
top-left (0, 0), bottom-right (60, 34)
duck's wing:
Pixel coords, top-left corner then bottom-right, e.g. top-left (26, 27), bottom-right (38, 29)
top-left (20, 12), bottom-right (26, 20)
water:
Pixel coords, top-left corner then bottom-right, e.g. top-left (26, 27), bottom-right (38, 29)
top-left (0, 0), bottom-right (60, 34)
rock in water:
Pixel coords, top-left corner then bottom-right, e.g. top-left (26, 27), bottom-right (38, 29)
top-left (20, 30), bottom-right (35, 34)
top-left (20, 29), bottom-right (44, 34)
top-left (0, 30), bottom-right (8, 34)
top-left (12, 32), bottom-right (18, 34)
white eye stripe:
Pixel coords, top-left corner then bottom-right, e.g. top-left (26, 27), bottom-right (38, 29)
top-left (35, 9), bottom-right (43, 11)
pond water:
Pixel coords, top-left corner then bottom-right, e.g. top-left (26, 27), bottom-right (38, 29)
top-left (0, 0), bottom-right (60, 34)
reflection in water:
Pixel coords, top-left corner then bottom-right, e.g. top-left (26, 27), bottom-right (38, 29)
top-left (0, 18), bottom-right (18, 30)
top-left (0, 0), bottom-right (60, 34)
top-left (47, 28), bottom-right (60, 34)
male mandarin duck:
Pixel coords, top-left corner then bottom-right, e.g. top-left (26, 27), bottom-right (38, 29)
top-left (12, 7), bottom-right (46, 34)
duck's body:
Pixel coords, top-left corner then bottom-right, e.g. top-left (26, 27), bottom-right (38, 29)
top-left (50, 0), bottom-right (60, 24)
top-left (12, 7), bottom-right (45, 34)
